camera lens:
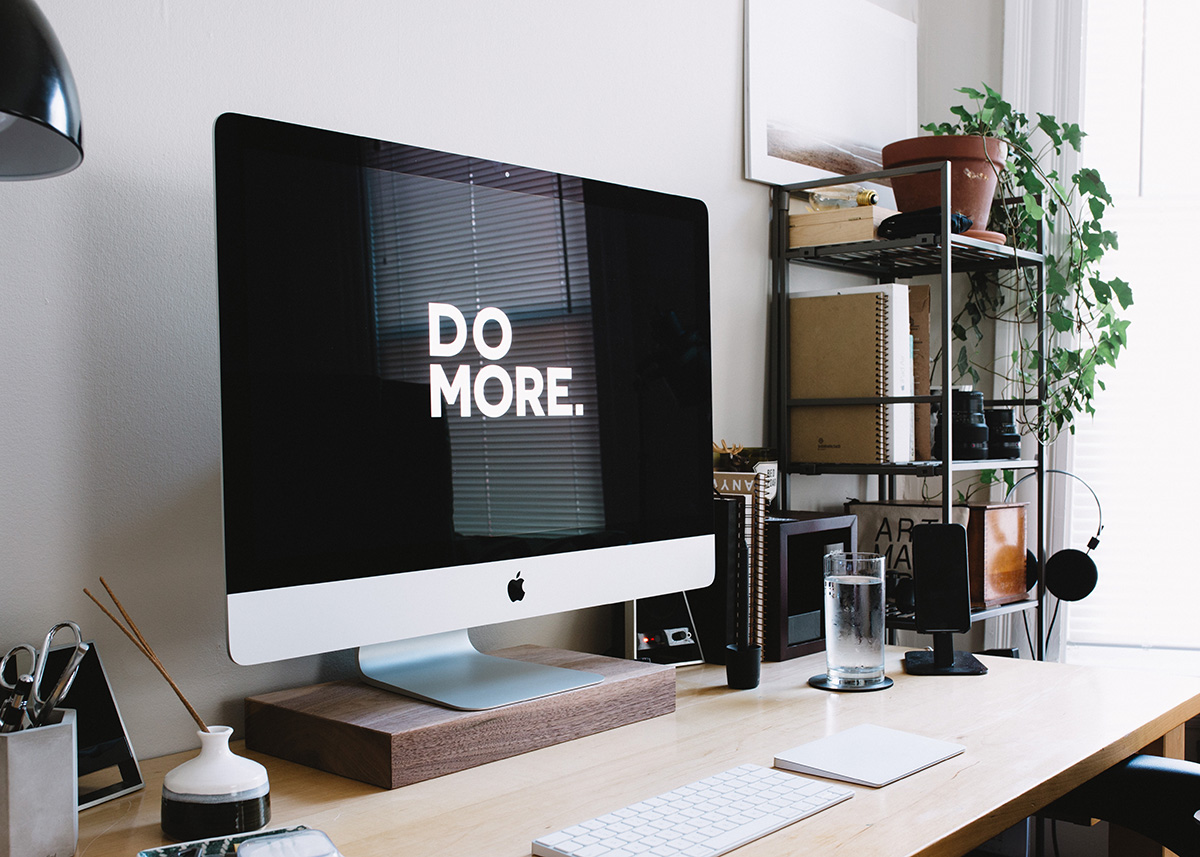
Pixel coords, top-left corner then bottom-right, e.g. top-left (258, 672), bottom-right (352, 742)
top-left (931, 389), bottom-right (989, 460)
top-left (985, 408), bottom-right (1022, 459)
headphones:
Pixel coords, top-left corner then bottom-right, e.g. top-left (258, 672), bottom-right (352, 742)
top-left (1005, 469), bottom-right (1103, 602)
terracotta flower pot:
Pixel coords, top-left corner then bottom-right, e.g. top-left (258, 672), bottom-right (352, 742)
top-left (881, 135), bottom-right (1008, 243)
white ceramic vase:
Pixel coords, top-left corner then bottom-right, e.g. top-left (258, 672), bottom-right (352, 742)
top-left (161, 725), bottom-right (271, 841)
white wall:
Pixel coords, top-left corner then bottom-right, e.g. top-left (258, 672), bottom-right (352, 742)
top-left (0, 0), bottom-right (1002, 758)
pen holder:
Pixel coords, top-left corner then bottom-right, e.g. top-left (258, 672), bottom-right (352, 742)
top-left (0, 709), bottom-right (77, 857)
top-left (161, 725), bottom-right (270, 841)
top-left (725, 643), bottom-right (761, 690)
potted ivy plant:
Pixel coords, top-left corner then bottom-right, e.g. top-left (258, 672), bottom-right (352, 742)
top-left (918, 84), bottom-right (1132, 442)
top-left (881, 133), bottom-right (1009, 242)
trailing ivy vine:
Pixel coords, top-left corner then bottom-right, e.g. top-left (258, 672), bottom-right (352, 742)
top-left (923, 84), bottom-right (1132, 440)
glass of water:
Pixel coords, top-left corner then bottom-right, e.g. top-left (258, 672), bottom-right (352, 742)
top-left (812, 552), bottom-right (891, 691)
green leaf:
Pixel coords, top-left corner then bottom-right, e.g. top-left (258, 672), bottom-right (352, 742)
top-left (1023, 193), bottom-right (1045, 220)
top-left (1049, 309), bottom-right (1074, 333)
top-left (1075, 167), bottom-right (1113, 205)
top-left (1063, 123), bottom-right (1086, 151)
top-left (1097, 338), bottom-right (1116, 364)
top-left (989, 98), bottom-right (1012, 127)
top-left (958, 85), bottom-right (987, 100)
top-left (1036, 113), bottom-right (1063, 147)
top-left (1019, 170), bottom-right (1046, 194)
top-left (955, 346), bottom-right (970, 377)
top-left (1110, 278), bottom-right (1133, 308)
top-left (1046, 266), bottom-right (1070, 298)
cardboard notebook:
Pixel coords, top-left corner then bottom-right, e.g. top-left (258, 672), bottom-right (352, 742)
top-left (788, 285), bottom-right (913, 464)
top-left (908, 283), bottom-right (931, 461)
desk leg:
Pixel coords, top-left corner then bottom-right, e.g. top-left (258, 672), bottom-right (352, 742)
top-left (1107, 725), bottom-right (1186, 857)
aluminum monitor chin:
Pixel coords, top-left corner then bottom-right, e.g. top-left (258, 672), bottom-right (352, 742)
top-left (214, 113), bottom-right (715, 708)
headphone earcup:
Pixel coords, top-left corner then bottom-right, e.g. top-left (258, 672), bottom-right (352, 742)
top-left (1044, 548), bottom-right (1098, 602)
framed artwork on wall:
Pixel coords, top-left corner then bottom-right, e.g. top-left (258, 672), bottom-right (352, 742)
top-left (743, 0), bottom-right (917, 191)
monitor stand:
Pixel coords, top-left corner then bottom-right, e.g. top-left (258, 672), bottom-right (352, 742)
top-left (904, 632), bottom-right (988, 676)
top-left (358, 629), bottom-right (604, 710)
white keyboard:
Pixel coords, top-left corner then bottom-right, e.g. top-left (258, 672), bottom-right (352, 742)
top-left (531, 764), bottom-right (853, 857)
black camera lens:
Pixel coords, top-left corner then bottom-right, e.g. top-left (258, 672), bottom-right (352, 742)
top-left (985, 408), bottom-right (1022, 459)
top-left (931, 389), bottom-right (989, 460)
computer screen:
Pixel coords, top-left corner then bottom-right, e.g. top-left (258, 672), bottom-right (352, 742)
top-left (214, 113), bottom-right (715, 708)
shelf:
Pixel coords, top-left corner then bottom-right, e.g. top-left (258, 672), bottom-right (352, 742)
top-left (950, 458), bottom-right (1038, 473)
top-left (888, 598), bottom-right (1038, 632)
top-left (786, 459), bottom-right (1038, 477)
top-left (767, 164), bottom-right (1048, 659)
top-left (786, 232), bottom-right (1043, 278)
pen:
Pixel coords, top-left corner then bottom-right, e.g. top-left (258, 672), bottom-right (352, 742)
top-left (0, 674), bottom-right (34, 733)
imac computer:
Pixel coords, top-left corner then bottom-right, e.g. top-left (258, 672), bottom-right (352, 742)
top-left (213, 113), bottom-right (715, 710)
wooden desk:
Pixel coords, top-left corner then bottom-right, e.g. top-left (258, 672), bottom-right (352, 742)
top-left (78, 648), bottom-right (1200, 857)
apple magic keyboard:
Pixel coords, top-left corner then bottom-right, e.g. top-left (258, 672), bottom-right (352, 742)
top-left (531, 763), bottom-right (853, 857)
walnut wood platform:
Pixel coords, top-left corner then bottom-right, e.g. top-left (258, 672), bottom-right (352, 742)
top-left (244, 645), bottom-right (674, 788)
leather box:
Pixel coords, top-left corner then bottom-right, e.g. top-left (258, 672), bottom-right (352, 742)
top-left (966, 502), bottom-right (1028, 609)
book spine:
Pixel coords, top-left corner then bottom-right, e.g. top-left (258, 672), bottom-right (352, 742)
top-left (874, 293), bottom-right (888, 463)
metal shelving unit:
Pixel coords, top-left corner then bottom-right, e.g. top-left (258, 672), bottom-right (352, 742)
top-left (767, 161), bottom-right (1049, 657)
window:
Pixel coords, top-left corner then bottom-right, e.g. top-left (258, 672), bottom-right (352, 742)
top-left (1063, 0), bottom-right (1200, 672)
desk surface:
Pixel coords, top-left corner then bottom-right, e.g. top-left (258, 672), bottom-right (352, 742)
top-left (78, 648), bottom-right (1200, 857)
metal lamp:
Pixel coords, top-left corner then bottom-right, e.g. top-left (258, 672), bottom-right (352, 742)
top-left (0, 0), bottom-right (83, 179)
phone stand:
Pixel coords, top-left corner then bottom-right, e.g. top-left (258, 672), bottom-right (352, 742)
top-left (904, 632), bottom-right (987, 676)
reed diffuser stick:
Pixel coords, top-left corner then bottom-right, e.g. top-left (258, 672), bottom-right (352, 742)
top-left (84, 577), bottom-right (209, 732)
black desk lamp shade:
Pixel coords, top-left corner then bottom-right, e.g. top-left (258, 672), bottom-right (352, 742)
top-left (0, 0), bottom-right (83, 179)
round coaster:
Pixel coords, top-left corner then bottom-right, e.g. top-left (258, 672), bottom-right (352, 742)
top-left (807, 674), bottom-right (893, 693)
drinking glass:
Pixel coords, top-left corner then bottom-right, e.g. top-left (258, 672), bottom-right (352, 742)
top-left (813, 552), bottom-right (890, 691)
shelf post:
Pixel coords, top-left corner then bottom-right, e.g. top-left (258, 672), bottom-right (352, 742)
top-left (1035, 218), bottom-right (1048, 661)
top-left (938, 161), bottom-right (953, 525)
top-left (768, 187), bottom-right (791, 508)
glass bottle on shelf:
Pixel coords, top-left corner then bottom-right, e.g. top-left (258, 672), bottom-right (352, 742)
top-left (805, 183), bottom-right (878, 211)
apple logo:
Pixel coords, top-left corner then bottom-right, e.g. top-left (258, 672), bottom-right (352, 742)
top-left (507, 572), bottom-right (526, 602)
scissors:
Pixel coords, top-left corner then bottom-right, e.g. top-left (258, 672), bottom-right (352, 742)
top-left (1, 621), bottom-right (89, 724)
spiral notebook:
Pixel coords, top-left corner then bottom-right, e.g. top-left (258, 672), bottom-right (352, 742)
top-left (774, 724), bottom-right (964, 788)
top-left (788, 284), bottom-right (913, 464)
